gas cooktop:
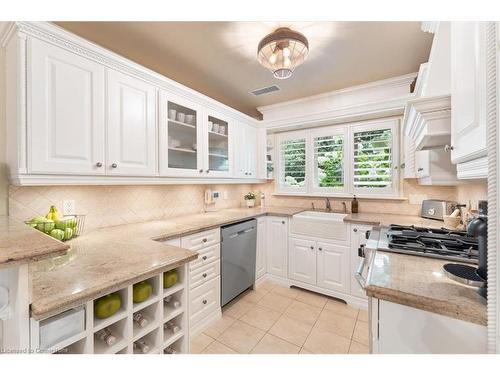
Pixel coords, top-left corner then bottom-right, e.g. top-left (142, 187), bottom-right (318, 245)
top-left (378, 225), bottom-right (479, 264)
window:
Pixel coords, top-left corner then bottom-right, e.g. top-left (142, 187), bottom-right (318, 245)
top-left (312, 129), bottom-right (345, 192)
top-left (275, 119), bottom-right (399, 197)
top-left (278, 133), bottom-right (306, 192)
top-left (352, 126), bottom-right (395, 193)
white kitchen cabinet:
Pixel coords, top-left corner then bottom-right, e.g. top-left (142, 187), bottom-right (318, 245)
top-left (316, 241), bottom-right (349, 293)
top-left (107, 69), bottom-right (157, 176)
top-left (159, 90), bottom-right (204, 177)
top-left (204, 111), bottom-right (232, 177)
top-left (372, 298), bottom-right (487, 354)
top-left (266, 216), bottom-right (288, 278)
top-left (255, 217), bottom-right (267, 279)
top-left (288, 237), bottom-right (317, 285)
top-left (233, 122), bottom-right (258, 178)
top-left (28, 38), bottom-right (106, 175)
top-left (415, 149), bottom-right (459, 185)
top-left (350, 225), bottom-right (371, 299)
top-left (450, 22), bottom-right (487, 166)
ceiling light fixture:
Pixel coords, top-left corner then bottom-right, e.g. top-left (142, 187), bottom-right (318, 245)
top-left (257, 27), bottom-right (309, 80)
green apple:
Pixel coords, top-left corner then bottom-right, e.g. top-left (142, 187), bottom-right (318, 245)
top-left (55, 220), bottom-right (68, 230)
top-left (49, 228), bottom-right (65, 241)
top-left (94, 293), bottom-right (122, 319)
top-left (133, 281), bottom-right (152, 303)
top-left (163, 270), bottom-right (178, 289)
top-left (63, 227), bottom-right (73, 240)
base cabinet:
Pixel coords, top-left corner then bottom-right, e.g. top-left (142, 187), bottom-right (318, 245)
top-left (266, 217), bottom-right (288, 278)
top-left (255, 217), bottom-right (267, 279)
top-left (316, 242), bottom-right (349, 293)
top-left (288, 238), bottom-right (316, 285)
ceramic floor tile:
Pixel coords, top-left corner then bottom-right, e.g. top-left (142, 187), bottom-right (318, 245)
top-left (271, 284), bottom-right (300, 299)
top-left (316, 309), bottom-right (357, 340)
top-left (250, 333), bottom-right (301, 354)
top-left (358, 309), bottom-right (369, 322)
top-left (284, 299), bottom-right (322, 325)
top-left (239, 288), bottom-right (268, 304)
top-left (352, 320), bottom-right (369, 346)
top-left (223, 299), bottom-right (256, 319)
top-left (201, 340), bottom-right (238, 354)
top-left (190, 333), bottom-right (214, 354)
top-left (268, 314), bottom-right (314, 347)
top-left (203, 315), bottom-right (236, 339)
top-left (294, 288), bottom-right (328, 308)
top-left (239, 305), bottom-right (281, 331)
top-left (257, 291), bottom-right (294, 313)
top-left (217, 320), bottom-right (266, 354)
top-left (303, 326), bottom-right (351, 354)
top-left (324, 298), bottom-right (359, 319)
top-left (299, 347), bottom-right (314, 354)
top-left (255, 279), bottom-right (279, 292)
top-left (348, 340), bottom-right (369, 354)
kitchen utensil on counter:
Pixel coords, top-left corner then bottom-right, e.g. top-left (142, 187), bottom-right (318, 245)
top-left (443, 215), bottom-right (461, 229)
top-left (420, 199), bottom-right (457, 220)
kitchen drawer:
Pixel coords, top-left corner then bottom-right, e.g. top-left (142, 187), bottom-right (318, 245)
top-left (189, 276), bottom-right (220, 327)
top-left (39, 307), bottom-right (85, 349)
top-left (190, 243), bottom-right (220, 272)
top-left (189, 260), bottom-right (220, 290)
top-left (181, 228), bottom-right (220, 251)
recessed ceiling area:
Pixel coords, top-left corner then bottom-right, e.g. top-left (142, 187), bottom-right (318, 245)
top-left (55, 21), bottom-right (433, 119)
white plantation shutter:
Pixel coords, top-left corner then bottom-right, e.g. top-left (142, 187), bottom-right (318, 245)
top-left (352, 127), bottom-right (394, 189)
top-left (313, 133), bottom-right (344, 190)
top-left (278, 135), bottom-right (306, 191)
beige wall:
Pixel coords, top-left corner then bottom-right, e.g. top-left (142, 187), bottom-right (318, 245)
top-left (456, 181), bottom-right (488, 210)
top-left (0, 45), bottom-right (8, 216)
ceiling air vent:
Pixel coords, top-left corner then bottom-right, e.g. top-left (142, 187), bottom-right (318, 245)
top-left (250, 85), bottom-right (281, 96)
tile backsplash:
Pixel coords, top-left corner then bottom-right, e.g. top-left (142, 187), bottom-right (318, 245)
top-left (8, 179), bottom-right (487, 232)
top-left (8, 184), bottom-right (256, 232)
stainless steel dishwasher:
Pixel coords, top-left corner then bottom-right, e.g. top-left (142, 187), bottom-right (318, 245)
top-left (221, 219), bottom-right (257, 306)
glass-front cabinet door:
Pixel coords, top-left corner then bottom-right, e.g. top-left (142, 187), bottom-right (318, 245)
top-left (159, 90), bottom-right (203, 176)
top-left (203, 112), bottom-right (231, 177)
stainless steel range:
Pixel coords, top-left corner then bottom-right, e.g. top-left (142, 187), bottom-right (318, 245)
top-left (375, 224), bottom-right (479, 264)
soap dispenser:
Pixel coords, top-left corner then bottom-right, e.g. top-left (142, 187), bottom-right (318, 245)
top-left (351, 195), bottom-right (358, 214)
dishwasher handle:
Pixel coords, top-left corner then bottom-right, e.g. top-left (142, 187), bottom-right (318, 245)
top-left (227, 226), bottom-right (256, 239)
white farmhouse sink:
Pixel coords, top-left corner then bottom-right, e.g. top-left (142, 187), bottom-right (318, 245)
top-left (291, 211), bottom-right (348, 241)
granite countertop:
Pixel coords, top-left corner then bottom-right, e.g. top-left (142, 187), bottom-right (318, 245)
top-left (30, 206), bottom-right (303, 320)
top-left (29, 206), bottom-right (464, 321)
top-left (365, 250), bottom-right (487, 326)
top-left (0, 216), bottom-right (69, 269)
top-left (344, 212), bottom-right (447, 229)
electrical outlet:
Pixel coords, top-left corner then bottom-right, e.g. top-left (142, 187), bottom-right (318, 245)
top-left (63, 200), bottom-right (75, 215)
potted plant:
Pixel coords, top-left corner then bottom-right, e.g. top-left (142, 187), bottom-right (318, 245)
top-left (244, 192), bottom-right (256, 208)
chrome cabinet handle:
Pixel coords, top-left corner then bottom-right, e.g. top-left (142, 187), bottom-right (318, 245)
top-left (444, 145), bottom-right (454, 152)
top-left (206, 169), bottom-right (210, 173)
top-left (417, 167), bottom-right (424, 172)
top-left (202, 273), bottom-right (207, 278)
top-left (111, 163), bottom-right (118, 168)
top-left (202, 299), bottom-right (207, 305)
top-left (202, 238), bottom-right (207, 243)
top-left (353, 228), bottom-right (358, 233)
top-left (96, 162), bottom-right (103, 168)
top-left (310, 246), bottom-right (314, 250)
top-left (202, 255), bottom-right (207, 260)
top-left (318, 247), bottom-right (323, 251)
top-left (354, 257), bottom-right (368, 289)
top-left (199, 169), bottom-right (203, 173)
top-left (281, 221), bottom-right (285, 224)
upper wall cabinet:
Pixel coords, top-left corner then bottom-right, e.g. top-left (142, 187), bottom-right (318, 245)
top-left (450, 22), bottom-right (487, 167)
top-left (28, 38), bottom-right (106, 175)
top-left (107, 70), bottom-right (157, 176)
top-left (159, 91), bottom-right (204, 177)
top-left (205, 111), bottom-right (232, 177)
top-left (233, 122), bottom-right (258, 178)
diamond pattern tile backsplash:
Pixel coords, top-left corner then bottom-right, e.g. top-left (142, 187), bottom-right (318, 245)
top-left (8, 183), bottom-right (257, 232)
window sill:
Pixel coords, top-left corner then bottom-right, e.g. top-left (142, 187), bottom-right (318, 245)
top-left (272, 191), bottom-right (408, 201)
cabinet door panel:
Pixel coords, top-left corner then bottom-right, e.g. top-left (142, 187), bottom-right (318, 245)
top-left (107, 70), bottom-right (156, 176)
top-left (317, 242), bottom-right (349, 293)
top-left (451, 22), bottom-right (487, 164)
top-left (256, 217), bottom-right (266, 279)
top-left (266, 217), bottom-right (288, 278)
top-left (206, 113), bottom-right (231, 177)
top-left (288, 237), bottom-right (316, 285)
top-left (29, 38), bottom-right (105, 174)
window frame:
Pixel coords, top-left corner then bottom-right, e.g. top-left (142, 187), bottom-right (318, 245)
top-left (274, 118), bottom-right (401, 198)
top-left (308, 126), bottom-right (349, 195)
top-left (276, 130), bottom-right (308, 194)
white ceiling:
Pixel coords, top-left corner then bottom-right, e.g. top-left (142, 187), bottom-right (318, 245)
top-left (55, 22), bottom-right (433, 118)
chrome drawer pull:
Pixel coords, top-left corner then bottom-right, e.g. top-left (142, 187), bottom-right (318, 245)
top-left (202, 299), bottom-right (207, 305)
top-left (202, 238), bottom-right (208, 243)
top-left (202, 273), bottom-right (207, 278)
top-left (202, 255), bottom-right (207, 260)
